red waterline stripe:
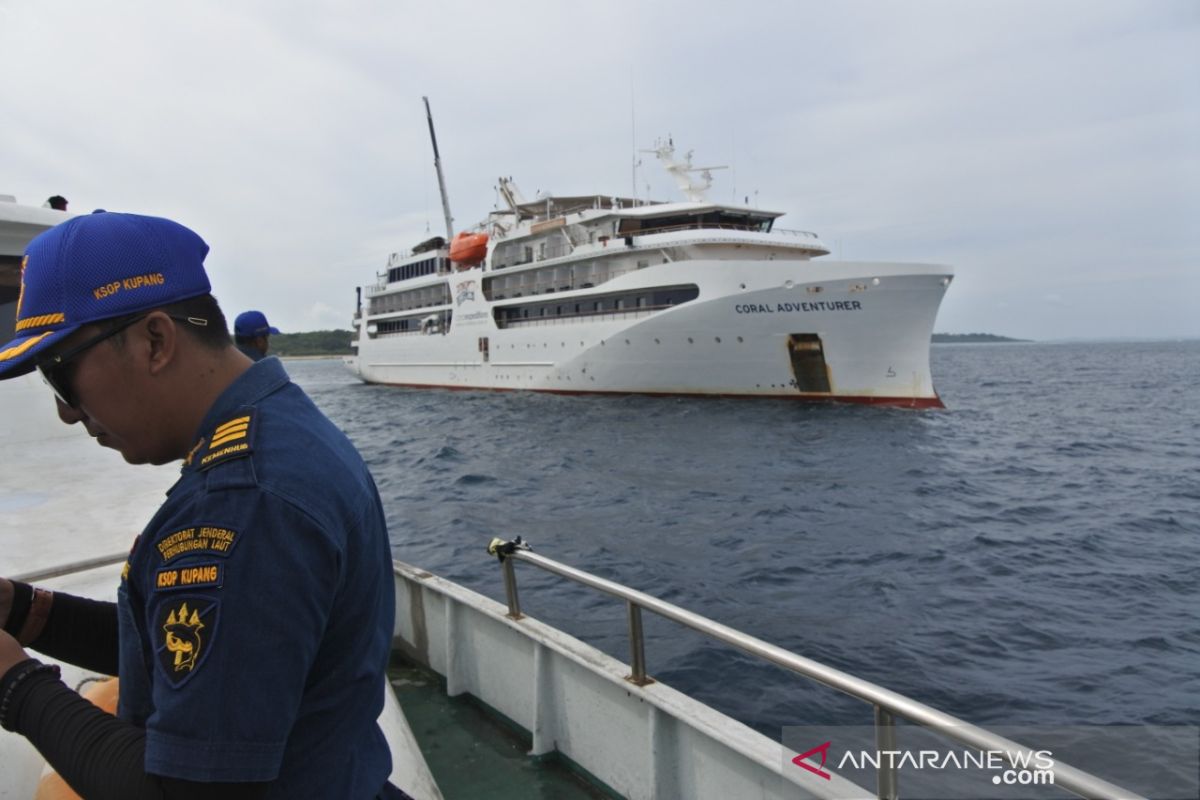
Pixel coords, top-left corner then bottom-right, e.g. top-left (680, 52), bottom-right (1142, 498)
top-left (369, 381), bottom-right (946, 410)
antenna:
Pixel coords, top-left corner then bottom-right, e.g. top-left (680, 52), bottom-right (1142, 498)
top-left (423, 96), bottom-right (455, 240)
top-left (641, 137), bottom-right (728, 202)
top-left (630, 76), bottom-right (637, 203)
top-left (730, 127), bottom-right (736, 203)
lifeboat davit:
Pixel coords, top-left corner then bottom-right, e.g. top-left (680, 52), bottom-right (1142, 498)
top-left (449, 231), bottom-right (488, 268)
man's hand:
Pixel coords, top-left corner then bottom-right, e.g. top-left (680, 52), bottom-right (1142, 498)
top-left (0, 629), bottom-right (31, 678)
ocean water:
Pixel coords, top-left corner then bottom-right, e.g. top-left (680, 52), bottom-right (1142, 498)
top-left (287, 341), bottom-right (1199, 738)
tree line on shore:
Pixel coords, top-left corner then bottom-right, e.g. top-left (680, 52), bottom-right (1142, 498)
top-left (269, 330), bottom-right (354, 356)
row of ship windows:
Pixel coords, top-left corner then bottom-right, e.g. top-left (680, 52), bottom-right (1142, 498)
top-left (369, 286), bottom-right (452, 315)
top-left (375, 317), bottom-right (443, 334)
top-left (386, 257), bottom-right (443, 284)
top-left (494, 286), bottom-right (699, 322)
top-left (370, 286), bottom-right (699, 334)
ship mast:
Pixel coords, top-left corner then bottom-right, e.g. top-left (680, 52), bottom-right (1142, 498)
top-left (642, 137), bottom-right (727, 202)
top-left (423, 96), bottom-right (455, 240)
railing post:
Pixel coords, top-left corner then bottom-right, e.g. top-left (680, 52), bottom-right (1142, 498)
top-left (501, 556), bottom-right (523, 619)
top-left (626, 601), bottom-right (653, 685)
top-left (874, 705), bottom-right (899, 800)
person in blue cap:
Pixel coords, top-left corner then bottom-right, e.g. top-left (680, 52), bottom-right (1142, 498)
top-left (233, 310), bottom-right (280, 362)
top-left (0, 212), bottom-right (411, 799)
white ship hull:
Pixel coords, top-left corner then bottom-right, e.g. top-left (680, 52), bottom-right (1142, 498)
top-left (350, 258), bottom-right (950, 408)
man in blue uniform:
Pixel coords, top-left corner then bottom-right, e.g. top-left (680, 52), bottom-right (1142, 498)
top-left (0, 212), bottom-right (405, 798)
top-left (233, 310), bottom-right (280, 361)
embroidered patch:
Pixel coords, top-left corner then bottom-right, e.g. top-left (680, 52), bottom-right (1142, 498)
top-left (183, 437), bottom-right (206, 467)
top-left (155, 562), bottom-right (223, 592)
top-left (195, 410), bottom-right (256, 471)
top-left (154, 597), bottom-right (219, 687)
top-left (155, 526), bottom-right (240, 564)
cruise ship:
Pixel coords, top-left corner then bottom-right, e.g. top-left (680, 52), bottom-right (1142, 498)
top-left (349, 129), bottom-right (952, 408)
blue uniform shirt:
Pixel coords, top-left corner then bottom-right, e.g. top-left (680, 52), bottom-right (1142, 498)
top-left (236, 342), bottom-right (266, 362)
top-left (116, 358), bottom-right (394, 797)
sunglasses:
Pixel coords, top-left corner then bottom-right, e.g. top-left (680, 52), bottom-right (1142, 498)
top-left (37, 313), bottom-right (208, 408)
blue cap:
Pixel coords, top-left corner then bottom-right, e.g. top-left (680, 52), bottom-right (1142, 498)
top-left (0, 211), bottom-right (212, 379)
top-left (234, 310), bottom-right (280, 338)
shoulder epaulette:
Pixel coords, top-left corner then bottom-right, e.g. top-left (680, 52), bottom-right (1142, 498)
top-left (187, 408), bottom-right (257, 471)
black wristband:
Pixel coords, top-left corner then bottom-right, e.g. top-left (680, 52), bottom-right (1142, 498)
top-left (3, 581), bottom-right (33, 637)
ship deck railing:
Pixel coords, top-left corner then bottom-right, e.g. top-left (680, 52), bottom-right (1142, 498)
top-left (365, 303), bottom-right (675, 336)
top-left (369, 265), bottom-right (454, 292)
top-left (370, 329), bottom-right (438, 339)
top-left (369, 306), bottom-right (446, 317)
top-left (491, 222), bottom-right (824, 270)
top-left (493, 547), bottom-right (1143, 800)
top-left (488, 265), bottom-right (640, 296)
top-left (616, 221), bottom-right (822, 240)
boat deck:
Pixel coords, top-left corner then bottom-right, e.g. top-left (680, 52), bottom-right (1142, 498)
top-left (391, 658), bottom-right (614, 799)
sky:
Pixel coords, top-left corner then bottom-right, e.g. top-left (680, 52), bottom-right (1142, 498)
top-left (2, 0), bottom-right (1197, 341)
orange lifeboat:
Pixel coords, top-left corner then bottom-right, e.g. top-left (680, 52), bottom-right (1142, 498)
top-left (449, 231), bottom-right (488, 268)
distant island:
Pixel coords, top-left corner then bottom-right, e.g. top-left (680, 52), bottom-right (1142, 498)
top-left (931, 333), bottom-right (1028, 343)
top-left (270, 329), bottom-right (354, 357)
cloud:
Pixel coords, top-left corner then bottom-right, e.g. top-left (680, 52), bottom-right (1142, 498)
top-left (1, 0), bottom-right (1195, 339)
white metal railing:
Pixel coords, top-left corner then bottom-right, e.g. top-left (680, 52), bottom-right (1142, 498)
top-left (491, 544), bottom-right (1143, 800)
top-left (12, 552), bottom-right (128, 583)
top-left (488, 267), bottom-right (640, 301)
top-left (774, 227), bottom-right (824, 241)
top-left (371, 329), bottom-right (427, 339)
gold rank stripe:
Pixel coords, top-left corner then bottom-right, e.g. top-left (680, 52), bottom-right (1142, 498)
top-left (212, 421), bottom-right (248, 438)
top-left (0, 330), bottom-right (54, 361)
top-left (213, 416), bottom-right (250, 437)
top-left (209, 428), bottom-right (248, 448)
top-left (15, 313), bottom-right (65, 332)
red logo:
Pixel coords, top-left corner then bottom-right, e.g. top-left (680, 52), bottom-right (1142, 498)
top-left (792, 741), bottom-right (832, 780)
